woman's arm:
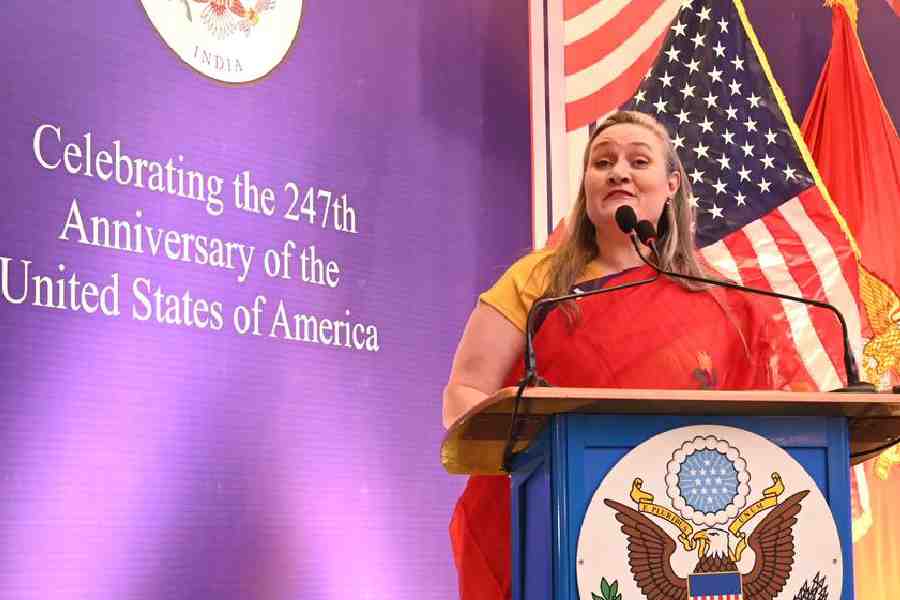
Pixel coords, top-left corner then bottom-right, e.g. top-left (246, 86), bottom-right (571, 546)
top-left (442, 302), bottom-right (525, 429)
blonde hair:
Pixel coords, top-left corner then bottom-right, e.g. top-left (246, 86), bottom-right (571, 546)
top-left (540, 110), bottom-right (708, 305)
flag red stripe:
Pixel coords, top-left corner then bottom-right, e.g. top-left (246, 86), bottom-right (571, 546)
top-left (760, 207), bottom-right (846, 380)
top-left (564, 0), bottom-right (665, 76)
top-left (565, 29), bottom-right (667, 131)
top-left (564, 0), bottom-right (601, 20)
top-left (722, 229), bottom-right (818, 386)
top-left (796, 188), bottom-right (861, 312)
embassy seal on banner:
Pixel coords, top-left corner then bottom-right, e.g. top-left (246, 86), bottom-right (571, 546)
top-left (140, 0), bottom-right (303, 83)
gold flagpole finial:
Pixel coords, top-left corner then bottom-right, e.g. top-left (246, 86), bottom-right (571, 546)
top-left (824, 0), bottom-right (859, 29)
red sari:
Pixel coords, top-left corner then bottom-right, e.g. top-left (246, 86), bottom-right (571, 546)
top-left (449, 265), bottom-right (822, 599)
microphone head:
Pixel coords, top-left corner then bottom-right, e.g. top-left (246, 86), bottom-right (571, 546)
top-left (615, 205), bottom-right (638, 234)
top-left (635, 220), bottom-right (657, 246)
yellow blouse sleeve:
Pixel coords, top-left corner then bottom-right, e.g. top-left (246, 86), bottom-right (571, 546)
top-left (478, 251), bottom-right (553, 332)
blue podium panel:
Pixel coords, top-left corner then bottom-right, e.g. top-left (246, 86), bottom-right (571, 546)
top-left (510, 414), bottom-right (853, 600)
top-left (511, 440), bottom-right (553, 600)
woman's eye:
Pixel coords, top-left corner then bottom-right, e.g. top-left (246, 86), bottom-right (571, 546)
top-left (633, 158), bottom-right (649, 167)
top-left (595, 159), bottom-right (611, 167)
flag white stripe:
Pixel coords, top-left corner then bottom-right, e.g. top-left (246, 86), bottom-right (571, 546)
top-left (564, 0), bottom-right (680, 103)
top-left (563, 0), bottom-right (632, 45)
top-left (778, 198), bottom-right (864, 363)
top-left (741, 219), bottom-right (843, 390)
top-left (700, 240), bottom-right (744, 284)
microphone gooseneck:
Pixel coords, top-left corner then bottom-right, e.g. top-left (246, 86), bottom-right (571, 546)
top-left (629, 218), bottom-right (874, 393)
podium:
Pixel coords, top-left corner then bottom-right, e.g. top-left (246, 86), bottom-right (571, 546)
top-left (442, 387), bottom-right (900, 600)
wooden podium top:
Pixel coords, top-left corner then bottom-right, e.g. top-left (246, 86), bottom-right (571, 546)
top-left (441, 386), bottom-right (900, 474)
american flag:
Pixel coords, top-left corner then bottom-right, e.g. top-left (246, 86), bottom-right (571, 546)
top-left (532, 0), bottom-right (864, 390)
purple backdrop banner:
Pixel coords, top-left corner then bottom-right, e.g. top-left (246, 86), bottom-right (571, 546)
top-left (2, 2), bottom-right (897, 600)
top-left (1, 2), bottom-right (531, 599)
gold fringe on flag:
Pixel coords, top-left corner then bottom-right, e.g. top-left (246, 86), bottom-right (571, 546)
top-left (875, 444), bottom-right (900, 480)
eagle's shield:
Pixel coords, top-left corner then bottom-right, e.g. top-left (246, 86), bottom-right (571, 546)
top-left (688, 571), bottom-right (743, 600)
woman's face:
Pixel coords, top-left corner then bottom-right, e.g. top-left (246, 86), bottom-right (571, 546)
top-left (584, 123), bottom-right (680, 232)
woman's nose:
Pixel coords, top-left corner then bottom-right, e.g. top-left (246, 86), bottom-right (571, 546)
top-left (607, 163), bottom-right (630, 184)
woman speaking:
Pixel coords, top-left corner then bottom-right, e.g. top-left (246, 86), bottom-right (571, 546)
top-left (443, 110), bottom-right (813, 600)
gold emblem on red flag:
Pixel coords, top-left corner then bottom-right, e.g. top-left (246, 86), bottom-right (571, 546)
top-left (859, 266), bottom-right (900, 388)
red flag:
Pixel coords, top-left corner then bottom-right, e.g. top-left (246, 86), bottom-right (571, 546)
top-left (800, 2), bottom-right (900, 388)
top-left (799, 3), bottom-right (900, 599)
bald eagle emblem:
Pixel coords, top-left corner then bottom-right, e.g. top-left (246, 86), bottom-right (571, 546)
top-left (603, 436), bottom-right (809, 600)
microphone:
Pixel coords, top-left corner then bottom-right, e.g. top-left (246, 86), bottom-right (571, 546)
top-left (615, 204), bottom-right (639, 235)
top-left (634, 220), bottom-right (657, 247)
top-left (617, 206), bottom-right (874, 392)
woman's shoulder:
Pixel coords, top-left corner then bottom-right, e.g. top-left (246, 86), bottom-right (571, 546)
top-left (479, 249), bottom-right (557, 332)
top-left (509, 248), bottom-right (556, 271)
top-left (492, 249), bottom-right (556, 290)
